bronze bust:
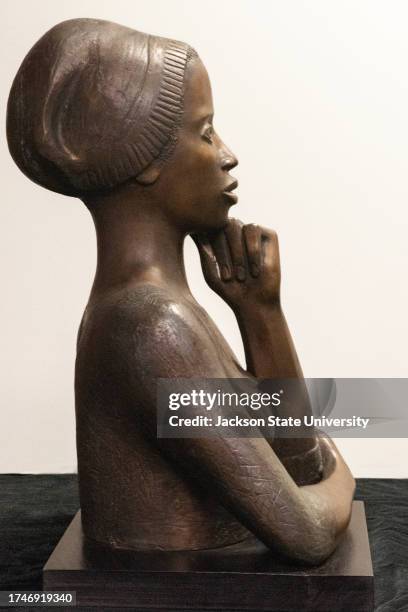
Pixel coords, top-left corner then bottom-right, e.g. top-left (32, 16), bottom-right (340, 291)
top-left (7, 18), bottom-right (355, 564)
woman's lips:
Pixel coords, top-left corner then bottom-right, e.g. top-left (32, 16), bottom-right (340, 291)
top-left (222, 179), bottom-right (238, 204)
top-left (222, 191), bottom-right (238, 204)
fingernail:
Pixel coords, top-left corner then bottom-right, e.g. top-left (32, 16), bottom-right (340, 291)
top-left (221, 265), bottom-right (231, 280)
top-left (236, 265), bottom-right (246, 281)
top-left (251, 264), bottom-right (259, 277)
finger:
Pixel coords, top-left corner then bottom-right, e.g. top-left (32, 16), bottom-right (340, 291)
top-left (191, 234), bottom-right (221, 288)
top-left (224, 218), bottom-right (247, 282)
top-left (243, 224), bottom-right (261, 278)
top-left (260, 228), bottom-right (280, 272)
top-left (209, 231), bottom-right (233, 281)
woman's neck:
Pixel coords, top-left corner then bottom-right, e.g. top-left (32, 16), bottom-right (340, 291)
top-left (84, 188), bottom-right (191, 299)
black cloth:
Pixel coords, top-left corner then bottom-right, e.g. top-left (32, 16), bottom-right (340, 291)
top-left (0, 475), bottom-right (407, 611)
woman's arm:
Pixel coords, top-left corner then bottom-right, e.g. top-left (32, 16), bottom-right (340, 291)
top-left (193, 219), bottom-right (323, 484)
top-left (161, 429), bottom-right (354, 565)
top-left (116, 290), bottom-right (354, 565)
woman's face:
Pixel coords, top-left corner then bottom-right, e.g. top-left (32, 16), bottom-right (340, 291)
top-left (154, 56), bottom-right (239, 233)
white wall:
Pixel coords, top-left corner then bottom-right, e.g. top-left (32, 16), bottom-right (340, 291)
top-left (1, 0), bottom-right (407, 474)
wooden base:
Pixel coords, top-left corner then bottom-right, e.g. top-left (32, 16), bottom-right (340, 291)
top-left (43, 501), bottom-right (374, 611)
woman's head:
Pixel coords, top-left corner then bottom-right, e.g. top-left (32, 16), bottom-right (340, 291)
top-left (7, 18), bottom-right (238, 231)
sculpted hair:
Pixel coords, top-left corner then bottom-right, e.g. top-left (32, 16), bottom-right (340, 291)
top-left (6, 18), bottom-right (197, 196)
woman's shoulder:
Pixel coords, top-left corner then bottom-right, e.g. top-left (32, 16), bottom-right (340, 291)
top-left (81, 282), bottom-right (218, 378)
top-left (84, 282), bottom-right (196, 343)
top-left (110, 282), bottom-right (188, 324)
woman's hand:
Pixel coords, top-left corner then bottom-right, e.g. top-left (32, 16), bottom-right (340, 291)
top-left (192, 218), bottom-right (281, 313)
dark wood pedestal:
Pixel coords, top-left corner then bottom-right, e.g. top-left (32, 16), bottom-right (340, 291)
top-left (43, 501), bottom-right (374, 611)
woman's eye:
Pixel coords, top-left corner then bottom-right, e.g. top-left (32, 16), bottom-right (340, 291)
top-left (203, 126), bottom-right (214, 143)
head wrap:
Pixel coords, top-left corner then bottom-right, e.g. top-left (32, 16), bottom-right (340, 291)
top-left (7, 18), bottom-right (195, 195)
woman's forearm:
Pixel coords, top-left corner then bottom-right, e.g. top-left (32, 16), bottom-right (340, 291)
top-left (235, 303), bottom-right (323, 483)
top-left (235, 303), bottom-right (302, 378)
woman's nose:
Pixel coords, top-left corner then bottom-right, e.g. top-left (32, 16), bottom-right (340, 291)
top-left (220, 143), bottom-right (238, 172)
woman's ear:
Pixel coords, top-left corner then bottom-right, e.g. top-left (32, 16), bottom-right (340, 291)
top-left (135, 162), bottom-right (161, 185)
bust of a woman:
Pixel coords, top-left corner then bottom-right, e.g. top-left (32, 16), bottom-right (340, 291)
top-left (7, 18), bottom-right (354, 564)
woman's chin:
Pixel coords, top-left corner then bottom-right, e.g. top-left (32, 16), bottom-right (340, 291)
top-left (187, 204), bottom-right (231, 233)
top-left (203, 214), bottom-right (230, 232)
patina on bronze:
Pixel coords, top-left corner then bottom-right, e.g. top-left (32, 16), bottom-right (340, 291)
top-left (7, 18), bottom-right (355, 565)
